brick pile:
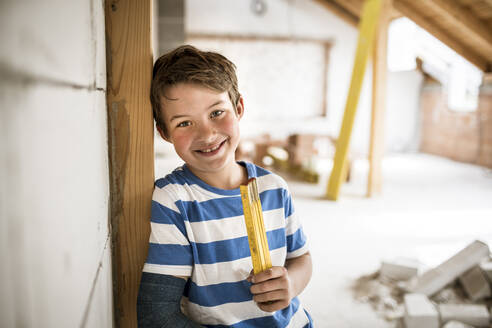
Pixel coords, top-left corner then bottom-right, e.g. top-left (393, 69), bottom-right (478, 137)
top-left (352, 240), bottom-right (492, 328)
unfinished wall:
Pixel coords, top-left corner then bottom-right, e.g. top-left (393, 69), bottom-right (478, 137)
top-left (184, 0), bottom-right (422, 156)
top-left (420, 81), bottom-right (492, 168)
top-left (157, 0), bottom-right (185, 55)
top-left (0, 1), bottom-right (113, 327)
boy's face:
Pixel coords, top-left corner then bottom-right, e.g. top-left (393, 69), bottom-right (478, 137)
top-left (157, 83), bottom-right (244, 177)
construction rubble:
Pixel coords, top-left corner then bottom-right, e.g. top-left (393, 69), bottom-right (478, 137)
top-left (352, 240), bottom-right (492, 328)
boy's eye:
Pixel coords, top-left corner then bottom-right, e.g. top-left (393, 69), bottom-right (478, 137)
top-left (177, 121), bottom-right (191, 128)
top-left (210, 110), bottom-right (224, 118)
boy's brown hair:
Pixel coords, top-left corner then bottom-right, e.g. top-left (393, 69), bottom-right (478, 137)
top-left (151, 45), bottom-right (240, 137)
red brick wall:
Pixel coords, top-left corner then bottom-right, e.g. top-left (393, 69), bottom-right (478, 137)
top-left (420, 82), bottom-right (492, 168)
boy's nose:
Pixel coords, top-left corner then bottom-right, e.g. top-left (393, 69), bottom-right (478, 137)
top-left (197, 122), bottom-right (217, 142)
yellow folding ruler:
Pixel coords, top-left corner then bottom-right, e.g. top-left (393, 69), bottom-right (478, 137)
top-left (240, 178), bottom-right (272, 274)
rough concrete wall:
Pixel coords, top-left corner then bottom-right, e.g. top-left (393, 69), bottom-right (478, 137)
top-left (420, 82), bottom-right (492, 168)
top-left (0, 1), bottom-right (113, 327)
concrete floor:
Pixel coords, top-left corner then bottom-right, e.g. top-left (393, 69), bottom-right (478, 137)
top-left (293, 153), bottom-right (492, 328)
top-left (155, 152), bottom-right (492, 328)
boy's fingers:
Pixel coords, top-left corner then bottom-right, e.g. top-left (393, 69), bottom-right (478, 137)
top-left (257, 299), bottom-right (290, 313)
top-left (252, 290), bottom-right (288, 303)
top-left (251, 266), bottom-right (286, 283)
top-left (246, 270), bottom-right (254, 282)
top-left (250, 276), bottom-right (287, 294)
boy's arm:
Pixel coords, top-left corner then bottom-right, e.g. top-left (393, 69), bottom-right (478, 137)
top-left (137, 272), bottom-right (203, 328)
top-left (248, 252), bottom-right (312, 312)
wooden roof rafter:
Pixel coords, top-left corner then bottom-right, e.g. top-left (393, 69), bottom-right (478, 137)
top-left (423, 0), bottom-right (492, 58)
top-left (314, 0), bottom-right (359, 27)
top-left (393, 1), bottom-right (490, 72)
top-left (318, 0), bottom-right (492, 72)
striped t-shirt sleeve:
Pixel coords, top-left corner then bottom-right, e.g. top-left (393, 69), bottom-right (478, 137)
top-left (283, 187), bottom-right (309, 259)
top-left (143, 185), bottom-right (193, 277)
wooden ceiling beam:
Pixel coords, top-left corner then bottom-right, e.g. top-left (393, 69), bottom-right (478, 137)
top-left (332, 0), bottom-right (364, 17)
top-left (314, 0), bottom-right (359, 27)
top-left (424, 0), bottom-right (492, 58)
top-left (394, 0), bottom-right (490, 72)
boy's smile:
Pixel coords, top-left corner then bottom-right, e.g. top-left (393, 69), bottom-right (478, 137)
top-left (158, 83), bottom-right (246, 189)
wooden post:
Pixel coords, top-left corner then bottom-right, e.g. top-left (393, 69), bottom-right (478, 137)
top-left (367, 0), bottom-right (391, 197)
top-left (105, 1), bottom-right (154, 327)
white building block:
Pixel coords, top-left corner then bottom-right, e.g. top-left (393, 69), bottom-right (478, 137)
top-left (403, 293), bottom-right (439, 328)
top-left (479, 261), bottom-right (492, 282)
top-left (442, 321), bottom-right (473, 328)
top-left (412, 240), bottom-right (490, 296)
top-left (380, 257), bottom-right (419, 281)
top-left (438, 304), bottom-right (490, 327)
top-left (459, 266), bottom-right (491, 301)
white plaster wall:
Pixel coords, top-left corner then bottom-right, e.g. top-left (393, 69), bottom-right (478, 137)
top-left (0, 1), bottom-right (113, 327)
top-left (185, 0), bottom-right (422, 155)
top-left (386, 70), bottom-right (424, 152)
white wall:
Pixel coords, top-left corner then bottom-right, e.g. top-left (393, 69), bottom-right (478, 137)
top-left (184, 0), bottom-right (422, 155)
top-left (0, 1), bottom-right (113, 327)
top-left (386, 70), bottom-right (424, 152)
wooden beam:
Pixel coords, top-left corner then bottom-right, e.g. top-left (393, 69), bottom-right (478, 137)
top-left (187, 32), bottom-right (332, 44)
top-left (368, 0), bottom-right (392, 197)
top-left (105, 1), bottom-right (154, 327)
top-left (333, 0), bottom-right (365, 17)
top-left (314, 0), bottom-right (359, 27)
top-left (424, 0), bottom-right (492, 58)
top-left (389, 7), bottom-right (403, 21)
top-left (394, 0), bottom-right (490, 72)
top-left (321, 43), bottom-right (331, 117)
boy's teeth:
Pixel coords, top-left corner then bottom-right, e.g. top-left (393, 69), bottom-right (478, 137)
top-left (202, 143), bottom-right (221, 153)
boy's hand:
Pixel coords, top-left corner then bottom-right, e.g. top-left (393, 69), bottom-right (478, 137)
top-left (247, 267), bottom-right (294, 312)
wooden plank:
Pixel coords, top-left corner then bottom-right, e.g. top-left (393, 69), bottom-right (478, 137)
top-left (394, 0), bottom-right (490, 72)
top-left (186, 32), bottom-right (332, 44)
top-left (105, 1), bottom-right (154, 327)
top-left (314, 0), bottom-right (359, 27)
top-left (326, 0), bottom-right (384, 200)
top-left (321, 43), bottom-right (331, 117)
top-left (367, 0), bottom-right (391, 197)
top-left (424, 0), bottom-right (492, 59)
top-left (333, 0), bottom-right (365, 17)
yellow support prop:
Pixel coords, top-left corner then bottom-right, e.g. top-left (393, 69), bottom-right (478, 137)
top-left (326, 0), bottom-right (383, 200)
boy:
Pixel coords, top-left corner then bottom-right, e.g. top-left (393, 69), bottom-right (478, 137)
top-left (137, 45), bottom-right (313, 327)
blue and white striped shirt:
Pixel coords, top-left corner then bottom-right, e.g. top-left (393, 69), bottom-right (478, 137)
top-left (143, 162), bottom-right (312, 327)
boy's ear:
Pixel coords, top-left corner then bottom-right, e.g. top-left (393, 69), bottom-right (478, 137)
top-left (236, 96), bottom-right (245, 120)
top-left (156, 124), bottom-right (171, 142)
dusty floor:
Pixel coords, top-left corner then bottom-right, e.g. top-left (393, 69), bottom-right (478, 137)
top-left (293, 153), bottom-right (492, 328)
top-left (155, 152), bottom-right (492, 328)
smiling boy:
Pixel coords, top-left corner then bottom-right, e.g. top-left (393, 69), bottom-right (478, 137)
top-left (137, 45), bottom-right (313, 327)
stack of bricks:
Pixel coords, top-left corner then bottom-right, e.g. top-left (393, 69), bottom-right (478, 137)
top-left (286, 134), bottom-right (317, 167)
top-left (394, 240), bottom-right (492, 328)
